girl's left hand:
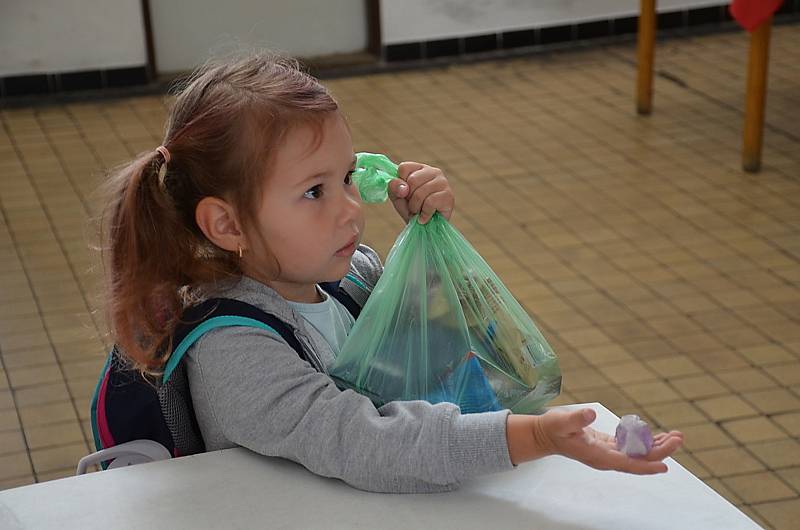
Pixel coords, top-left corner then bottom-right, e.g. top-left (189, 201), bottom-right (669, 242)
top-left (540, 408), bottom-right (684, 475)
top-left (388, 162), bottom-right (454, 225)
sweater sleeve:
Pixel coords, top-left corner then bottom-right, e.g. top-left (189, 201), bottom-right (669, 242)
top-left (186, 326), bottom-right (514, 493)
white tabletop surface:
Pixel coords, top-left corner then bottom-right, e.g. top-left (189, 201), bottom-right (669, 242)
top-left (0, 403), bottom-right (761, 530)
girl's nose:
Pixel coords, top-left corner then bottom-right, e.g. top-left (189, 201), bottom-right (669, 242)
top-left (339, 189), bottom-right (362, 225)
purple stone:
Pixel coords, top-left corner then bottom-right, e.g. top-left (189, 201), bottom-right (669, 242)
top-left (615, 415), bottom-right (654, 457)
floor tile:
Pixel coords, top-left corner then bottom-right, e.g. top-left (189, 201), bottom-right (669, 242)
top-left (693, 447), bottom-right (766, 477)
top-left (750, 439), bottom-right (800, 470)
top-left (722, 416), bottom-right (790, 444)
top-left (723, 471), bottom-right (796, 504)
top-left (29, 442), bottom-right (88, 475)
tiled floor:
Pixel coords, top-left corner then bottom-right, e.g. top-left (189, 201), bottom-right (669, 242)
top-left (1, 25), bottom-right (799, 528)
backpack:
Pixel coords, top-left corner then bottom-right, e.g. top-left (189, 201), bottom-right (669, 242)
top-left (89, 281), bottom-right (361, 468)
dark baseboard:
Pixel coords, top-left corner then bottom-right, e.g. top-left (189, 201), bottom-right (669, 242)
top-left (1, 65), bottom-right (148, 101)
top-left (383, 2), bottom-right (799, 62)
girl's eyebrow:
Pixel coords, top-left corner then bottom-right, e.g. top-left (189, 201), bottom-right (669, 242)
top-left (296, 155), bottom-right (357, 188)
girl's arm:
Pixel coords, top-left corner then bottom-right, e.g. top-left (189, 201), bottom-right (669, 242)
top-left (187, 326), bottom-right (513, 494)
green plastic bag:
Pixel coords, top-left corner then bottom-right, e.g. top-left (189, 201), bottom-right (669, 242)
top-left (330, 153), bottom-right (561, 413)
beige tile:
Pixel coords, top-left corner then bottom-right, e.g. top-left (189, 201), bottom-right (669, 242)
top-left (23, 421), bottom-right (86, 450)
top-left (678, 423), bottom-right (735, 452)
top-left (66, 376), bottom-right (99, 401)
top-left (753, 498), bottom-right (800, 530)
top-left (0, 452), bottom-right (33, 480)
top-left (1, 347), bottom-right (58, 369)
top-left (696, 395), bottom-right (759, 422)
top-left (621, 380), bottom-right (681, 405)
top-left (644, 355), bottom-right (703, 378)
top-left (693, 447), bottom-right (765, 477)
top-left (704, 477), bottom-right (743, 506)
top-left (670, 375), bottom-right (728, 400)
top-left (0, 475), bottom-right (36, 491)
top-left (742, 388), bottom-right (800, 415)
top-left (61, 358), bottom-right (105, 381)
top-left (722, 416), bottom-right (789, 444)
top-left (0, 430), bottom-right (26, 455)
top-left (13, 381), bottom-right (71, 408)
top-left (777, 467), bottom-right (800, 493)
top-left (716, 367), bottom-right (779, 392)
top-left (6, 363), bottom-right (64, 388)
top-left (36, 466), bottom-right (80, 483)
top-left (673, 451), bottom-right (712, 480)
top-left (0, 409), bottom-right (21, 432)
top-left (722, 472), bottom-right (796, 504)
top-left (597, 360), bottom-right (658, 385)
top-left (571, 387), bottom-right (635, 412)
top-left (643, 401), bottom-right (707, 428)
top-left (580, 344), bottom-right (633, 365)
top-left (557, 327), bottom-right (611, 348)
top-left (0, 331), bottom-right (51, 352)
top-left (0, 390), bottom-right (13, 410)
top-left (764, 363), bottom-right (800, 387)
top-left (17, 401), bottom-right (77, 429)
top-left (773, 412), bottom-right (800, 437)
top-left (739, 344), bottom-right (795, 365)
top-left (562, 367), bottom-right (610, 391)
top-left (750, 439), bottom-right (800, 469)
top-left (686, 349), bottom-right (751, 372)
top-left (29, 441), bottom-right (88, 474)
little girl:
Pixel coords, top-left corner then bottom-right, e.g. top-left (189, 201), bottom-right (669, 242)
top-left (101, 53), bottom-right (682, 493)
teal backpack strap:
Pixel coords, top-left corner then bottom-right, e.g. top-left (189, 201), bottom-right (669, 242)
top-left (161, 298), bottom-right (307, 383)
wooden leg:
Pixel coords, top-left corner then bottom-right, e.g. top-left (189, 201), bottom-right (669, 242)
top-left (637, 0), bottom-right (657, 115)
top-left (742, 17), bottom-right (772, 173)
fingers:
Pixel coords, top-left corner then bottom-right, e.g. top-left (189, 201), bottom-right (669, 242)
top-left (405, 167), bottom-right (449, 222)
top-left (397, 161), bottom-right (424, 181)
top-left (617, 457), bottom-right (669, 475)
top-left (417, 190), bottom-right (453, 224)
top-left (644, 432), bottom-right (684, 461)
top-left (564, 408), bottom-right (596, 433)
top-left (592, 448), bottom-right (670, 475)
top-left (387, 178), bottom-right (411, 222)
top-left (609, 431), bottom-right (683, 474)
top-left (544, 408), bottom-right (597, 438)
top-left (387, 178), bottom-right (409, 199)
top-left (395, 162), bottom-right (455, 224)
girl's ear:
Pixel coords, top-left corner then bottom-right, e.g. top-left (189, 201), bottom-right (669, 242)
top-left (195, 196), bottom-right (244, 253)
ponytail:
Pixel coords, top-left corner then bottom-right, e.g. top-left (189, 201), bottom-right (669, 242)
top-left (100, 148), bottom-right (235, 369)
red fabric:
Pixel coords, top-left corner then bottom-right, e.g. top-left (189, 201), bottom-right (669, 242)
top-left (730, 0), bottom-right (784, 31)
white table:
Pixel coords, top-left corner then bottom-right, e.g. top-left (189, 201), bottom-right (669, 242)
top-left (0, 403), bottom-right (761, 529)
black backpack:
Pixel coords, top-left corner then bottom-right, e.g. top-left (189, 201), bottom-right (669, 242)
top-left (90, 282), bottom-right (361, 468)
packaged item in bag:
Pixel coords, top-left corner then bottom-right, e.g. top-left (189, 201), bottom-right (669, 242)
top-left (329, 153), bottom-right (561, 413)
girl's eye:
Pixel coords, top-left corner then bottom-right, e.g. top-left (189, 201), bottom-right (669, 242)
top-left (344, 170), bottom-right (355, 185)
top-left (303, 184), bottom-right (323, 200)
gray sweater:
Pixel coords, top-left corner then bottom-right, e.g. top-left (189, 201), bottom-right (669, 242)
top-left (185, 245), bottom-right (514, 493)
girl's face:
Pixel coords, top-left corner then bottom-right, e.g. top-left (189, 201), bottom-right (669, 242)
top-left (245, 112), bottom-right (364, 302)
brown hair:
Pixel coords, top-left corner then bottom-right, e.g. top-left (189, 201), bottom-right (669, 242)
top-left (100, 53), bottom-right (338, 369)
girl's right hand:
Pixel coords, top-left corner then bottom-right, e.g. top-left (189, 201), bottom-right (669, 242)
top-left (507, 408), bottom-right (684, 475)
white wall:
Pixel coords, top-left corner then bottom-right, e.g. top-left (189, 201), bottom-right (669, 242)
top-left (150, 0), bottom-right (368, 74)
top-left (380, 0), bottom-right (727, 45)
top-left (0, 0), bottom-right (146, 77)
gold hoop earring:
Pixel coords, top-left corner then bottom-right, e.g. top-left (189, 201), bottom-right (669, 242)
top-left (237, 244), bottom-right (245, 259)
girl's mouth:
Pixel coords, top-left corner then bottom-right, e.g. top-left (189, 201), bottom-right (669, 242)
top-left (335, 237), bottom-right (358, 257)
